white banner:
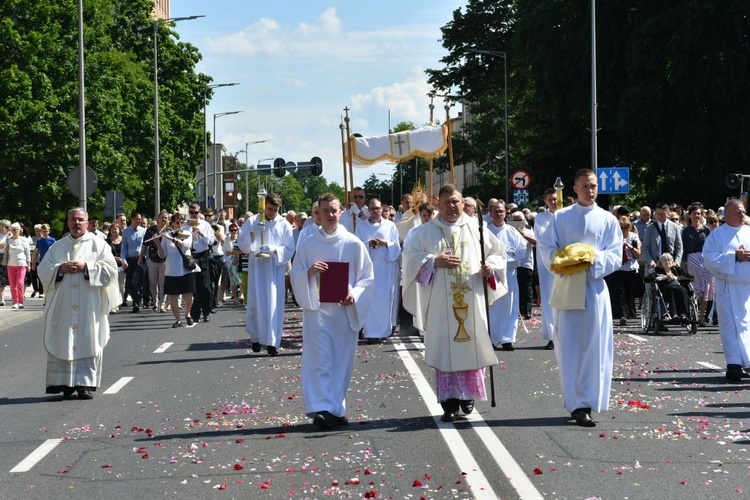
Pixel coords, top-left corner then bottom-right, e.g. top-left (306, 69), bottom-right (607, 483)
top-left (349, 125), bottom-right (448, 167)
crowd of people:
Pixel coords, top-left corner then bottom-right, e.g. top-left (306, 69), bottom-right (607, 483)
top-left (8, 173), bottom-right (749, 430)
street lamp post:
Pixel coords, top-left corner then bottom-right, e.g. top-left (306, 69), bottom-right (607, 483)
top-left (203, 83), bottom-right (239, 209)
top-left (212, 111), bottom-right (242, 209)
top-left (469, 48), bottom-right (509, 202)
top-left (153, 14), bottom-right (204, 217)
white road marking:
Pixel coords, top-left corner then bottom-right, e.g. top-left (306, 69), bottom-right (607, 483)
top-left (10, 439), bottom-right (62, 473)
top-left (153, 342), bottom-right (174, 353)
top-left (627, 334), bottom-right (649, 342)
top-left (102, 376), bottom-right (134, 394)
top-left (394, 343), bottom-right (543, 500)
top-left (697, 361), bottom-right (722, 371)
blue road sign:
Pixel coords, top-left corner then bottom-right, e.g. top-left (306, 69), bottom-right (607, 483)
top-left (513, 189), bottom-right (529, 206)
top-left (597, 167), bottom-right (630, 194)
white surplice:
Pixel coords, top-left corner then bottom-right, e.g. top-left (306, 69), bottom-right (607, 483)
top-left (355, 218), bottom-right (401, 339)
top-left (533, 210), bottom-right (555, 341)
top-left (38, 232), bottom-right (120, 390)
top-left (537, 203), bottom-right (622, 413)
top-left (236, 213), bottom-right (295, 348)
top-left (291, 226), bottom-right (374, 418)
top-left (402, 214), bottom-right (507, 373)
top-left (486, 223), bottom-right (526, 345)
top-left (702, 224), bottom-right (750, 366)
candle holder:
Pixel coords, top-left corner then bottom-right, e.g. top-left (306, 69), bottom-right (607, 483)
top-left (554, 177), bottom-right (564, 207)
top-left (256, 185), bottom-right (271, 258)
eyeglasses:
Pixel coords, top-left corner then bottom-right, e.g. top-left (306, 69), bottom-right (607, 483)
top-left (353, 195), bottom-right (365, 199)
top-left (670, 217), bottom-right (680, 221)
top-left (188, 211), bottom-right (199, 215)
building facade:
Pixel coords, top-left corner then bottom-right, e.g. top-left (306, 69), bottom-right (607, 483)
top-left (153, 0), bottom-right (169, 19)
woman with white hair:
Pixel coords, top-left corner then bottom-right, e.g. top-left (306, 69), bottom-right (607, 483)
top-left (3, 222), bottom-right (31, 308)
top-left (645, 253), bottom-right (693, 322)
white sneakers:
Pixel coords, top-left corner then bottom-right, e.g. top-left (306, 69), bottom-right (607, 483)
top-left (11, 303), bottom-right (25, 309)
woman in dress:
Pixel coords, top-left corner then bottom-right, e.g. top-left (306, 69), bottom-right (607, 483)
top-left (106, 224), bottom-right (127, 313)
top-left (158, 212), bottom-right (197, 328)
top-left (4, 223), bottom-right (31, 309)
top-left (681, 204), bottom-right (713, 326)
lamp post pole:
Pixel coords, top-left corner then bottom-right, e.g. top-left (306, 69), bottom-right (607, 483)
top-left (202, 83), bottom-right (239, 209)
top-left (153, 14), bottom-right (204, 217)
top-left (212, 111), bottom-right (242, 209)
top-left (469, 48), bottom-right (509, 202)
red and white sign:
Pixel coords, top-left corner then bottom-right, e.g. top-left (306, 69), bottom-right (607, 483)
top-left (510, 170), bottom-right (531, 190)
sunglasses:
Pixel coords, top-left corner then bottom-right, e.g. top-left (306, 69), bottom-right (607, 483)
top-left (229, 228), bottom-right (238, 232)
top-left (353, 195), bottom-right (365, 199)
top-left (188, 211), bottom-right (200, 215)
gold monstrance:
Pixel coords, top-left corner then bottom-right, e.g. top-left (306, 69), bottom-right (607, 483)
top-left (256, 185), bottom-right (271, 258)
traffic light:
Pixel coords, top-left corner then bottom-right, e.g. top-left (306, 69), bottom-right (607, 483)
top-left (309, 156), bottom-right (322, 176)
top-left (273, 158), bottom-right (286, 178)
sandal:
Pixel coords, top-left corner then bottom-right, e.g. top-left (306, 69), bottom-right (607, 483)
top-left (171, 321), bottom-right (182, 328)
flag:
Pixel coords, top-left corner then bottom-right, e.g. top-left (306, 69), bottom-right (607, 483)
top-left (349, 125), bottom-right (448, 167)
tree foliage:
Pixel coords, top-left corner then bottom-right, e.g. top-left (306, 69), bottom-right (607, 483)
top-left (427, 0), bottom-right (750, 209)
top-left (0, 0), bottom-right (210, 231)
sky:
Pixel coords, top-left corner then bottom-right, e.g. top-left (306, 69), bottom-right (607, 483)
top-left (169, 0), bottom-right (466, 188)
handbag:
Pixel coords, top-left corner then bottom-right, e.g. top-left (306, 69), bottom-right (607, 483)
top-left (174, 242), bottom-right (197, 270)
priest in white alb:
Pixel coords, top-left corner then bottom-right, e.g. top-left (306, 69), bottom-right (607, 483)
top-left (533, 188), bottom-right (560, 350)
top-left (403, 184), bottom-right (507, 422)
top-left (39, 208), bottom-right (120, 400)
top-left (537, 169), bottom-right (622, 427)
top-left (291, 193), bottom-right (374, 430)
top-left (355, 197), bottom-right (401, 344)
top-left (702, 198), bottom-right (750, 382)
top-left (236, 193), bottom-right (295, 357)
top-left (486, 200), bottom-right (527, 351)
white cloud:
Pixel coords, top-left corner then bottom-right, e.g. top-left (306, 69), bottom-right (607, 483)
top-left (350, 70), bottom-right (449, 130)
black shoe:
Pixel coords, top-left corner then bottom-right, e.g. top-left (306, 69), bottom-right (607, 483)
top-left (312, 413), bottom-right (330, 430)
top-left (501, 343), bottom-right (515, 351)
top-left (62, 387), bottom-right (76, 399)
top-left (77, 390), bottom-right (93, 400)
top-left (460, 400), bottom-right (474, 415)
top-left (619, 317), bottom-right (628, 326)
top-left (251, 342), bottom-right (261, 353)
top-left (31, 291), bottom-right (37, 298)
top-left (726, 364), bottom-right (747, 382)
top-left (321, 411), bottom-right (348, 426)
top-left (440, 411), bottom-right (456, 422)
top-left (571, 408), bottom-right (595, 427)
top-left (544, 340), bottom-right (555, 350)
top-left (203, 315), bottom-right (210, 323)
top-left (267, 346), bottom-right (279, 356)
top-left (366, 338), bottom-right (381, 345)
top-left (171, 321), bottom-right (182, 328)
top-left (132, 306), bottom-right (139, 313)
top-left (185, 317), bottom-right (195, 328)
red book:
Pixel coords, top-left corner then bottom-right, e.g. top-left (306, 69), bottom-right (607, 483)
top-left (319, 262), bottom-right (349, 302)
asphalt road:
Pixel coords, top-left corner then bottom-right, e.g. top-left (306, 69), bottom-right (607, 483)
top-left (1, 292), bottom-right (748, 500)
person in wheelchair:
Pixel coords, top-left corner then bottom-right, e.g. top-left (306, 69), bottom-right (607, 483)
top-left (644, 253), bottom-right (694, 323)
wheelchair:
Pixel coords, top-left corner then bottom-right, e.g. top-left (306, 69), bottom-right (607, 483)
top-left (640, 273), bottom-right (699, 335)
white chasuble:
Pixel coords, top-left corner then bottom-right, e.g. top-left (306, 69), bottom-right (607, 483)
top-left (355, 218), bottom-right (401, 339)
top-left (38, 232), bottom-right (120, 363)
top-left (402, 214), bottom-right (507, 372)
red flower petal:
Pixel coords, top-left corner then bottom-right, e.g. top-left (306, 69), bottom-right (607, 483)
top-left (233, 464), bottom-right (244, 470)
top-left (260, 482), bottom-right (271, 489)
top-left (533, 468), bottom-right (543, 475)
top-left (363, 491), bottom-right (378, 498)
top-left (218, 483), bottom-right (227, 490)
top-left (364, 468), bottom-right (374, 475)
top-left (101, 464), bottom-right (112, 468)
top-left (235, 439), bottom-right (244, 443)
top-left (412, 479), bottom-right (423, 487)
